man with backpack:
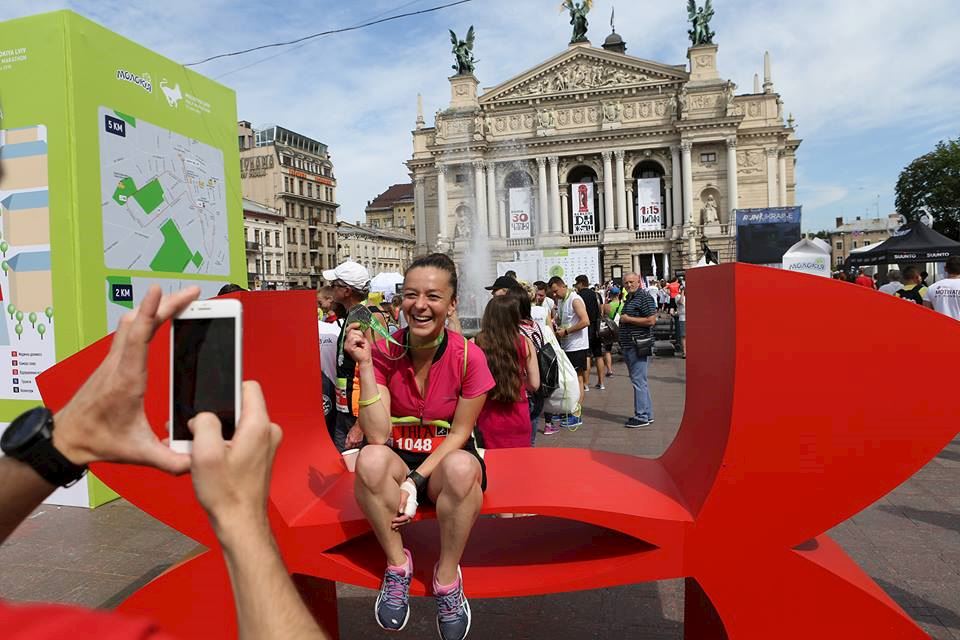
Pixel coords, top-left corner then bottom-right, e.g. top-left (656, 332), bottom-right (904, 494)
top-left (894, 266), bottom-right (927, 305)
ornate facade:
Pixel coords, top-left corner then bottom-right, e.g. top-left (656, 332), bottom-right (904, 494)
top-left (408, 32), bottom-right (800, 278)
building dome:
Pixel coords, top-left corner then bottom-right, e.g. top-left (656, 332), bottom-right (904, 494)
top-left (602, 30), bottom-right (626, 54)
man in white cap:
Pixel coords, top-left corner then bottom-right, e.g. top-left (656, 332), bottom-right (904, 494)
top-left (322, 260), bottom-right (371, 452)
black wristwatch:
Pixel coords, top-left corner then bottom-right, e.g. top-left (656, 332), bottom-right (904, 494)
top-left (1, 407), bottom-right (87, 487)
top-left (407, 470), bottom-right (427, 492)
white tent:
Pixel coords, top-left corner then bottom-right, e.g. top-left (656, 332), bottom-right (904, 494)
top-left (782, 238), bottom-right (831, 277)
top-left (369, 271), bottom-right (404, 294)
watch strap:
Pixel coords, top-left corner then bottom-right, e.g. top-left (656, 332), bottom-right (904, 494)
top-left (20, 436), bottom-right (88, 487)
top-left (406, 470), bottom-right (427, 492)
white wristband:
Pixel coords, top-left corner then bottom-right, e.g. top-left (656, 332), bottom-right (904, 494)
top-left (400, 478), bottom-right (419, 518)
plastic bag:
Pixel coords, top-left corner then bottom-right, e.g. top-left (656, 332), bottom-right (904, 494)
top-left (542, 326), bottom-right (581, 415)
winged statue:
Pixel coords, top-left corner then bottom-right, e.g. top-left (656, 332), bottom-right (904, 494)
top-left (449, 26), bottom-right (476, 75)
top-left (687, 0), bottom-right (716, 46)
top-left (560, 0), bottom-right (593, 44)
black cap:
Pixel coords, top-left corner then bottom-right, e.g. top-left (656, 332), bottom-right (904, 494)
top-left (485, 275), bottom-right (516, 291)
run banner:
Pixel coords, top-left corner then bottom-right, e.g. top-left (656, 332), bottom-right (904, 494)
top-left (571, 182), bottom-right (595, 234)
top-left (635, 178), bottom-right (662, 230)
top-left (508, 187), bottom-right (532, 238)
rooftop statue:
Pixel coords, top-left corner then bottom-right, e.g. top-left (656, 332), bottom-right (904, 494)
top-left (561, 0), bottom-right (593, 44)
top-left (449, 26), bottom-right (476, 75)
top-left (687, 0), bottom-right (716, 46)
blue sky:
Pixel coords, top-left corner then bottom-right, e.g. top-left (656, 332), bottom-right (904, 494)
top-left (2, 0), bottom-right (958, 232)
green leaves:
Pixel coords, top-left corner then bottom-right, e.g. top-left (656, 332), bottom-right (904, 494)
top-left (895, 136), bottom-right (960, 239)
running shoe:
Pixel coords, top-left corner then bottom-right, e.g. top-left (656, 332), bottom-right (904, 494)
top-left (624, 417), bottom-right (651, 428)
top-left (563, 414), bottom-right (583, 430)
top-left (543, 422), bottom-right (561, 436)
top-left (594, 383), bottom-right (605, 390)
top-left (583, 384), bottom-right (590, 392)
top-left (375, 550), bottom-right (413, 631)
top-left (435, 565), bottom-right (471, 640)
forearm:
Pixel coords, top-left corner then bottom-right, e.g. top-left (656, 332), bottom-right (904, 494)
top-left (0, 457), bottom-right (57, 544)
top-left (356, 363), bottom-right (390, 443)
top-left (220, 520), bottom-right (328, 640)
top-left (410, 427), bottom-right (471, 479)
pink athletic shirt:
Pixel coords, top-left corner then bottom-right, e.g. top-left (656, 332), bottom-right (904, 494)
top-left (373, 329), bottom-right (494, 455)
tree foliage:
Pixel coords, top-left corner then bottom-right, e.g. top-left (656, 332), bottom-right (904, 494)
top-left (895, 135), bottom-right (960, 239)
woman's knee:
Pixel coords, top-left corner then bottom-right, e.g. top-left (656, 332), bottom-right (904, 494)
top-left (355, 445), bottom-right (396, 489)
top-left (437, 452), bottom-right (480, 498)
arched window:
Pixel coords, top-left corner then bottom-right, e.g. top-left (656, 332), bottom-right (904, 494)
top-left (566, 165), bottom-right (600, 234)
top-left (632, 161), bottom-right (667, 229)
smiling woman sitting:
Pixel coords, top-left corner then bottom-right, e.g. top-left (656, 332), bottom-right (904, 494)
top-left (342, 253), bottom-right (494, 640)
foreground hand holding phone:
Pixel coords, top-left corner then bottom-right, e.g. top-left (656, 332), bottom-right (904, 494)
top-left (0, 286), bottom-right (329, 639)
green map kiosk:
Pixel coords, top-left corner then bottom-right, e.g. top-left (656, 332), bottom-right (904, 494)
top-left (0, 10), bottom-right (246, 506)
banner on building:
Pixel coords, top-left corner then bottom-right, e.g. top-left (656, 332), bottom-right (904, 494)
top-left (571, 182), bottom-right (595, 234)
top-left (508, 188), bottom-right (532, 238)
top-left (735, 207), bottom-right (803, 265)
top-left (635, 178), bottom-right (662, 230)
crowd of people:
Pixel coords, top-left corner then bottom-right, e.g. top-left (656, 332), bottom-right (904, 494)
top-left (833, 257), bottom-right (960, 321)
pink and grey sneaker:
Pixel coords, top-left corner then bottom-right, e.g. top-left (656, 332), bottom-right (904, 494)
top-left (434, 565), bottom-right (471, 640)
top-left (375, 549), bottom-right (413, 631)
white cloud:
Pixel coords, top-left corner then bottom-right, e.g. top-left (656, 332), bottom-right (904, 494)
top-left (1, 0), bottom-right (956, 227)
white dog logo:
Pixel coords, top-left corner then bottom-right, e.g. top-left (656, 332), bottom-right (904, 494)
top-left (160, 79), bottom-right (182, 108)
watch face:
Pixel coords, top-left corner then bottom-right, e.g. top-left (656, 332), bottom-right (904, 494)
top-left (1, 407), bottom-right (48, 453)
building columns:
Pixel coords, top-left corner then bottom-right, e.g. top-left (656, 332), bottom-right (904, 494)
top-left (560, 187), bottom-right (569, 235)
top-left (671, 144), bottom-right (683, 229)
top-left (778, 150), bottom-right (788, 207)
top-left (436, 166), bottom-right (448, 241)
top-left (626, 185), bottom-right (635, 231)
top-left (614, 150), bottom-right (628, 229)
top-left (414, 177), bottom-right (426, 248)
top-left (548, 156), bottom-right (561, 234)
top-left (681, 142), bottom-right (694, 227)
top-left (473, 160), bottom-right (488, 237)
top-left (665, 184), bottom-right (674, 228)
top-left (766, 148), bottom-right (778, 206)
top-left (537, 157), bottom-right (549, 235)
top-left (726, 137), bottom-right (738, 224)
top-left (602, 151), bottom-right (615, 231)
top-left (486, 162), bottom-right (498, 238)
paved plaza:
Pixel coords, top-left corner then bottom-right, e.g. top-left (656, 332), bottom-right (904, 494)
top-left (1, 354), bottom-right (958, 638)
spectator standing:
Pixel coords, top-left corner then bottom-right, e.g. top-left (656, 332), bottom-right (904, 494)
top-left (321, 260), bottom-right (371, 452)
top-left (534, 281), bottom-right (555, 328)
top-left (894, 266), bottom-right (928, 305)
top-left (510, 286), bottom-right (546, 445)
top-left (618, 272), bottom-right (658, 428)
top-left (475, 295), bottom-right (540, 448)
top-left (548, 276), bottom-right (589, 428)
top-left (855, 268), bottom-right (875, 289)
top-left (925, 256), bottom-right (960, 321)
top-left (317, 285), bottom-right (339, 323)
top-left (601, 287), bottom-right (623, 377)
top-left (676, 285), bottom-right (687, 358)
top-left (878, 270), bottom-right (903, 295)
top-left (575, 274), bottom-right (606, 390)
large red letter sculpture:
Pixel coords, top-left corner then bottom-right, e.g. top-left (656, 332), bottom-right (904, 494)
top-left (38, 264), bottom-right (959, 639)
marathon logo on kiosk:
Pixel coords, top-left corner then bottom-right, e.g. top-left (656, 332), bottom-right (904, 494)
top-left (390, 420), bottom-right (450, 453)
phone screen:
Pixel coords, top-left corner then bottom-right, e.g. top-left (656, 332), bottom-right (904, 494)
top-left (172, 317), bottom-right (236, 441)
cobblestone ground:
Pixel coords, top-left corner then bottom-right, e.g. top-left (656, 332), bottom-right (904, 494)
top-left (1, 354), bottom-right (958, 638)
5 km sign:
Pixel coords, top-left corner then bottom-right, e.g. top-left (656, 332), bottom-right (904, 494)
top-left (508, 188), bottom-right (532, 239)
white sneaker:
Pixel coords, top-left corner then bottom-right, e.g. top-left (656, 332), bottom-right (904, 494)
top-left (583, 384), bottom-right (589, 392)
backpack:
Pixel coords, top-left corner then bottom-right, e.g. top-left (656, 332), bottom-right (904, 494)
top-left (521, 322), bottom-right (560, 399)
top-left (895, 286), bottom-right (924, 305)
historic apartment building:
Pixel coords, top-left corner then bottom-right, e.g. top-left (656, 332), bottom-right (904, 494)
top-left (242, 198), bottom-right (286, 290)
top-left (408, 22), bottom-right (800, 278)
top-left (365, 183), bottom-right (416, 235)
top-left (238, 121), bottom-right (338, 288)
top-left (337, 221), bottom-right (417, 276)
top-left (829, 214), bottom-right (903, 268)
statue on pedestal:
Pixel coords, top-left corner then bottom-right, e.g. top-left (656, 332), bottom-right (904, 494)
top-left (702, 194), bottom-right (719, 224)
top-left (561, 0), bottom-right (593, 44)
top-left (687, 0), bottom-right (716, 46)
top-left (449, 26), bottom-right (476, 75)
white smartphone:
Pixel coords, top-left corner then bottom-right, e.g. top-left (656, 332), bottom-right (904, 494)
top-left (169, 298), bottom-right (242, 454)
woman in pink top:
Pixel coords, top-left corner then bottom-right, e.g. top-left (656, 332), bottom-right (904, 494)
top-left (474, 295), bottom-right (540, 449)
top-left (343, 253), bottom-right (494, 640)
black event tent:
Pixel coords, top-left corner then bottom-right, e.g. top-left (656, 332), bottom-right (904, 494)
top-left (845, 221), bottom-right (960, 267)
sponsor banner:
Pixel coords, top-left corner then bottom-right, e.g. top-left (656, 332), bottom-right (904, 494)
top-left (735, 206), bottom-right (802, 226)
top-left (508, 187), bottom-right (532, 238)
top-left (735, 207), bottom-right (803, 265)
top-left (635, 178), bottom-right (662, 230)
top-left (571, 182), bottom-right (595, 234)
